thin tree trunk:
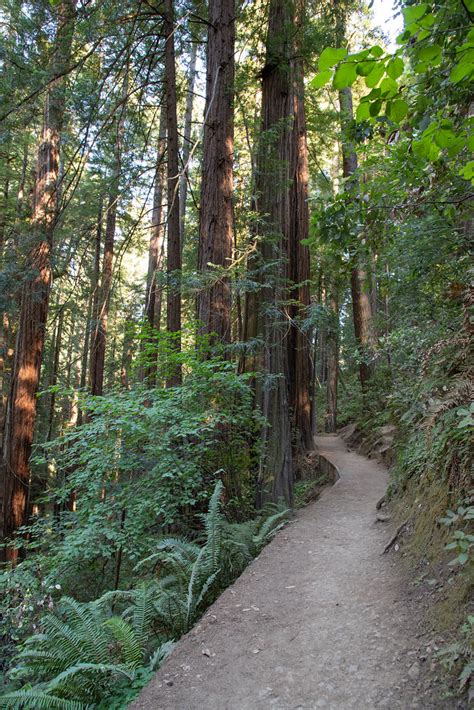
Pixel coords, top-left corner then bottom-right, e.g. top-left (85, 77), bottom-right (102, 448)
top-left (164, 0), bottom-right (182, 386)
top-left (325, 290), bottom-right (339, 433)
top-left (77, 292), bottom-right (93, 426)
top-left (88, 203), bottom-right (102, 394)
top-left (339, 86), bottom-right (375, 389)
top-left (89, 71), bottom-right (128, 397)
top-left (179, 41), bottom-right (198, 253)
top-left (143, 101), bottom-right (167, 384)
top-left (1, 0), bottom-right (75, 560)
top-left (46, 308), bottom-right (65, 442)
top-left (197, 0), bottom-right (235, 349)
top-left (288, 0), bottom-right (313, 453)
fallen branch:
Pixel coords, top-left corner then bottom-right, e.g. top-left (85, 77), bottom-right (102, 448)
top-left (382, 519), bottom-right (409, 554)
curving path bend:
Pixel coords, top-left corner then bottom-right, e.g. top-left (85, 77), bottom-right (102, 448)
top-left (129, 435), bottom-right (455, 710)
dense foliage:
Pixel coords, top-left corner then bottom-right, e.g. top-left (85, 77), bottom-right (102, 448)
top-left (0, 0), bottom-right (472, 705)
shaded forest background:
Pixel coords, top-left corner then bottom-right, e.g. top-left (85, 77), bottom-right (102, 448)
top-left (0, 0), bottom-right (472, 706)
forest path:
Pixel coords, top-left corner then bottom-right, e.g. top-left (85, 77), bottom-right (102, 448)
top-left (129, 436), bottom-right (452, 710)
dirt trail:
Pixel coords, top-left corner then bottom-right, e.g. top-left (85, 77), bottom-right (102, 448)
top-left (129, 435), bottom-right (456, 710)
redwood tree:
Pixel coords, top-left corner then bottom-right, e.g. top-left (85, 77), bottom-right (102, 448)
top-left (288, 0), bottom-right (313, 453)
top-left (254, 0), bottom-right (294, 505)
top-left (197, 0), bottom-right (235, 347)
top-left (163, 0), bottom-right (182, 386)
top-left (1, 0), bottom-right (75, 559)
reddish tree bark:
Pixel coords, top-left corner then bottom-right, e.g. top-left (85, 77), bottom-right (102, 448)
top-left (197, 0), bottom-right (235, 348)
top-left (288, 0), bottom-right (313, 453)
top-left (163, 0), bottom-right (182, 386)
top-left (254, 0), bottom-right (294, 505)
top-left (1, 0), bottom-right (75, 560)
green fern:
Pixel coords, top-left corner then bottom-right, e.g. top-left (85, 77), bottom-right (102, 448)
top-left (0, 690), bottom-right (90, 710)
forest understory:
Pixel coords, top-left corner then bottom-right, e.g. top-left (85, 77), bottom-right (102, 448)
top-left (0, 0), bottom-right (472, 708)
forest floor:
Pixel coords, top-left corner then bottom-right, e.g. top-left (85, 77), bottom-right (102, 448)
top-left (129, 436), bottom-right (463, 710)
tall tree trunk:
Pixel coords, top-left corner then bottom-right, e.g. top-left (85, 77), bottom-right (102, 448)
top-left (179, 41), bottom-right (198, 253)
top-left (339, 86), bottom-right (375, 389)
top-left (77, 292), bottom-right (93, 426)
top-left (325, 290), bottom-right (339, 433)
top-left (255, 0), bottom-right (294, 505)
top-left (1, 0), bottom-right (75, 560)
top-left (143, 101), bottom-right (167, 384)
top-left (164, 0), bottom-right (182, 386)
top-left (197, 0), bottom-right (234, 348)
top-left (46, 308), bottom-right (65, 442)
top-left (89, 72), bottom-right (128, 397)
top-left (88, 203), bottom-right (102, 394)
top-left (288, 0), bottom-right (313, 453)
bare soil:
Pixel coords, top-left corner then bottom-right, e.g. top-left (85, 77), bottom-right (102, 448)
top-left (129, 435), bottom-right (464, 710)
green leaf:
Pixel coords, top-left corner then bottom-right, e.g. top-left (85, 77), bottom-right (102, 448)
top-left (386, 99), bottom-right (408, 123)
top-left (418, 44), bottom-right (442, 63)
top-left (370, 45), bottom-right (384, 58)
top-left (319, 47), bottom-right (347, 71)
top-left (380, 77), bottom-right (398, 97)
top-left (356, 101), bottom-right (371, 122)
top-left (310, 70), bottom-right (332, 89)
top-left (333, 62), bottom-right (357, 89)
top-left (433, 127), bottom-right (457, 148)
top-left (365, 63), bottom-right (385, 88)
top-left (402, 3), bottom-right (428, 25)
top-left (369, 100), bottom-right (382, 117)
top-left (356, 60), bottom-right (376, 76)
top-left (449, 60), bottom-right (474, 84)
top-left (458, 161), bottom-right (474, 182)
top-left (387, 57), bottom-right (404, 80)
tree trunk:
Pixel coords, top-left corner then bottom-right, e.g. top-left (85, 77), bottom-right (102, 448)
top-left (197, 0), bottom-right (235, 348)
top-left (164, 0), bottom-right (182, 386)
top-left (288, 0), bottom-right (313, 453)
top-left (88, 203), bottom-right (102, 395)
top-left (142, 100), bottom-right (167, 385)
top-left (339, 86), bottom-right (375, 389)
top-left (325, 290), bottom-right (339, 433)
top-left (179, 41), bottom-right (198, 253)
top-left (46, 308), bottom-right (65, 442)
top-left (1, 0), bottom-right (75, 560)
top-left (89, 71), bottom-right (128, 397)
top-left (255, 0), bottom-right (294, 505)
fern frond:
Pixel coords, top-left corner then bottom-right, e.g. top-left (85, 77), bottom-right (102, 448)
top-left (148, 640), bottom-right (175, 671)
top-left (103, 618), bottom-right (142, 668)
top-left (252, 509), bottom-right (290, 553)
top-left (0, 690), bottom-right (90, 710)
top-left (46, 662), bottom-right (135, 694)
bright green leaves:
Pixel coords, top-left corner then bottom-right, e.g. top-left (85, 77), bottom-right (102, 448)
top-left (356, 101), bottom-right (370, 122)
top-left (397, 3), bottom-right (435, 43)
top-left (387, 57), bottom-right (404, 80)
top-left (309, 70), bottom-right (332, 89)
top-left (458, 161), bottom-right (474, 184)
top-left (402, 3), bottom-right (428, 25)
top-left (310, 47), bottom-right (348, 89)
top-left (318, 47), bottom-right (347, 70)
top-left (356, 60), bottom-right (377, 77)
top-left (365, 62), bottom-right (385, 88)
top-left (449, 41), bottom-right (474, 83)
top-left (386, 99), bottom-right (409, 123)
top-left (333, 62), bottom-right (357, 89)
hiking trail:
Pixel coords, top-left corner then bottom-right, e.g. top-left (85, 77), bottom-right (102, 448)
top-left (129, 435), bottom-right (458, 710)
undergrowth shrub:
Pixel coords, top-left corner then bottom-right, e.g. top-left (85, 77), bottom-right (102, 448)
top-left (0, 483), bottom-right (289, 709)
